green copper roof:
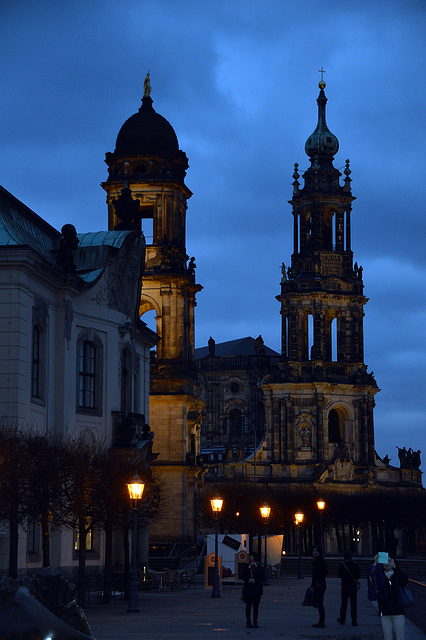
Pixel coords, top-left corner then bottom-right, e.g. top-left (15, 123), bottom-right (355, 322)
top-left (0, 185), bottom-right (140, 284)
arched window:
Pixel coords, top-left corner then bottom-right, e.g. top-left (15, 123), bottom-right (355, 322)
top-left (328, 409), bottom-right (342, 443)
top-left (230, 382), bottom-right (240, 394)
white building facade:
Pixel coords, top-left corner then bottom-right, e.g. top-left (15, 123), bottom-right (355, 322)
top-left (0, 185), bottom-right (158, 574)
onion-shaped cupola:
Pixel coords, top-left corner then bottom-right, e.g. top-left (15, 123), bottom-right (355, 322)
top-left (298, 78), bottom-right (344, 194)
top-left (305, 79), bottom-right (339, 160)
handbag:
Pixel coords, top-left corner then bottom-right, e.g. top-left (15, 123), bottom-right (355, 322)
top-left (398, 586), bottom-right (414, 608)
top-left (302, 586), bottom-right (317, 607)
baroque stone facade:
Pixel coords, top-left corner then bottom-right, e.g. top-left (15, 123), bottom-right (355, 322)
top-left (200, 82), bottom-right (422, 508)
top-left (102, 76), bottom-right (204, 544)
top-left (0, 185), bottom-right (157, 573)
top-left (195, 336), bottom-right (280, 464)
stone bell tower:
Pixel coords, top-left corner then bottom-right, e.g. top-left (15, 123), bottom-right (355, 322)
top-left (258, 78), bottom-right (379, 484)
top-left (102, 74), bottom-right (204, 543)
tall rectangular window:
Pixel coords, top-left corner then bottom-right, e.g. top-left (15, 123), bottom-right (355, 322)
top-left (27, 516), bottom-right (41, 557)
top-left (331, 317), bottom-right (337, 362)
top-left (78, 341), bottom-right (96, 408)
top-left (308, 314), bottom-right (314, 360)
top-left (32, 325), bottom-right (44, 400)
top-left (74, 518), bottom-right (93, 551)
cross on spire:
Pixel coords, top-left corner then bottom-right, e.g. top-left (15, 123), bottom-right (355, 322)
top-left (318, 67), bottom-right (326, 82)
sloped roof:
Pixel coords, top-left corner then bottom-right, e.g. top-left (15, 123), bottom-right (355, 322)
top-left (0, 186), bottom-right (59, 262)
top-left (194, 336), bottom-right (279, 359)
top-left (74, 230), bottom-right (137, 282)
top-left (0, 185), bottom-right (139, 284)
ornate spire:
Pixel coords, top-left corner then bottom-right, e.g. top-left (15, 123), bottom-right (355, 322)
top-left (305, 75), bottom-right (339, 160)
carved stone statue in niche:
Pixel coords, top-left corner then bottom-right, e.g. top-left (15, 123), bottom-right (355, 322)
top-left (299, 424), bottom-right (311, 448)
top-left (236, 440), bottom-right (245, 461)
top-left (296, 412), bottom-right (314, 452)
top-left (225, 443), bottom-right (233, 461)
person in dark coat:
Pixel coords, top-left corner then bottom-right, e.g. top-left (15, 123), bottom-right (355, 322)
top-left (311, 546), bottom-right (328, 628)
top-left (375, 556), bottom-right (408, 640)
top-left (242, 552), bottom-right (264, 628)
top-left (337, 550), bottom-right (361, 626)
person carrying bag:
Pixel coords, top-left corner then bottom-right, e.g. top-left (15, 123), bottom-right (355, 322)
top-left (337, 550), bottom-right (361, 627)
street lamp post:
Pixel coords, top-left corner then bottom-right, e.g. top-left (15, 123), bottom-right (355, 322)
top-left (316, 499), bottom-right (325, 552)
top-left (295, 509), bottom-right (304, 580)
top-left (126, 474), bottom-right (145, 612)
top-left (260, 503), bottom-right (271, 586)
top-left (210, 494), bottom-right (223, 598)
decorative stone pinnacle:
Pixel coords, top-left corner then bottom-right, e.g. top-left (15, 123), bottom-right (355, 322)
top-left (344, 159), bottom-right (351, 176)
top-left (293, 162), bottom-right (300, 180)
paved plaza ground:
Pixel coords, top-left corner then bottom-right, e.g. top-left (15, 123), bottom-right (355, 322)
top-left (85, 577), bottom-right (425, 640)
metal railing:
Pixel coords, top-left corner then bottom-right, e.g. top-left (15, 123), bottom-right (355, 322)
top-left (406, 579), bottom-right (426, 632)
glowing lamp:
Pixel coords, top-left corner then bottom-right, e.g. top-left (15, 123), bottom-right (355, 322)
top-left (295, 510), bottom-right (304, 525)
top-left (210, 495), bottom-right (223, 515)
top-left (127, 474), bottom-right (145, 508)
top-left (259, 503), bottom-right (271, 520)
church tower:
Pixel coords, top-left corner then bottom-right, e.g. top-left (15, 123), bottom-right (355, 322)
top-left (102, 75), bottom-right (204, 543)
top-left (259, 78), bottom-right (379, 483)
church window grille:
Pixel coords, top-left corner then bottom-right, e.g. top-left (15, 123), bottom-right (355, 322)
top-left (230, 382), bottom-right (240, 394)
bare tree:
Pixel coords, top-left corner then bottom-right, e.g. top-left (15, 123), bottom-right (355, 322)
top-left (0, 422), bottom-right (29, 577)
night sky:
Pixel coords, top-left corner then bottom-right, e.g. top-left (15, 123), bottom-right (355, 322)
top-left (1, 1), bottom-right (424, 471)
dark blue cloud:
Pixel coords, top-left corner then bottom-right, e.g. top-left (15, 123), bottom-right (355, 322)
top-left (0, 0), bottom-right (424, 469)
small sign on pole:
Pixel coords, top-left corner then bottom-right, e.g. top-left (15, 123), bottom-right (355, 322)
top-left (205, 552), bottom-right (222, 592)
top-left (235, 549), bottom-right (249, 582)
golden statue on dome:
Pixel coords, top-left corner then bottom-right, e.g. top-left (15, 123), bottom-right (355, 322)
top-left (143, 71), bottom-right (151, 97)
